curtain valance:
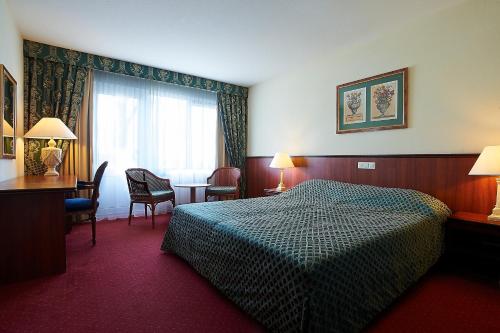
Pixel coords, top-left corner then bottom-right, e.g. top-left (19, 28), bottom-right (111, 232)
top-left (24, 40), bottom-right (248, 97)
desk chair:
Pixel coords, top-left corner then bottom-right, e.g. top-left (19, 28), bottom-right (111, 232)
top-left (65, 161), bottom-right (108, 245)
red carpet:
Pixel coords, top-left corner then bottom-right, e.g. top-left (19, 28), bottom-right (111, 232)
top-left (0, 215), bottom-right (498, 333)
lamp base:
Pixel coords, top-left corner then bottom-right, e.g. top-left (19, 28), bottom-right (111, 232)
top-left (489, 178), bottom-right (500, 221)
top-left (488, 207), bottom-right (500, 221)
top-left (275, 169), bottom-right (286, 192)
top-left (41, 145), bottom-right (62, 177)
top-left (275, 184), bottom-right (286, 192)
top-left (44, 167), bottom-right (60, 177)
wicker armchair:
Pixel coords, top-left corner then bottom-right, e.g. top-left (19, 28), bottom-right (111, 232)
top-left (125, 168), bottom-right (175, 229)
top-left (205, 167), bottom-right (241, 202)
top-left (65, 161), bottom-right (108, 245)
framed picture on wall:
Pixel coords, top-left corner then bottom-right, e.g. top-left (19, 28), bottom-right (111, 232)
top-left (336, 67), bottom-right (408, 134)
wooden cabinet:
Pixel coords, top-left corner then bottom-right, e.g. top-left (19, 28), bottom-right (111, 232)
top-left (0, 176), bottom-right (76, 284)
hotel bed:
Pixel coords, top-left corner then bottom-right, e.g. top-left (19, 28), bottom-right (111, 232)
top-left (161, 179), bottom-right (451, 332)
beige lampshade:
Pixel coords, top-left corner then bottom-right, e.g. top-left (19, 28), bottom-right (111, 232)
top-left (269, 152), bottom-right (295, 169)
top-left (2, 119), bottom-right (14, 137)
top-left (24, 117), bottom-right (77, 140)
top-left (469, 146), bottom-right (500, 176)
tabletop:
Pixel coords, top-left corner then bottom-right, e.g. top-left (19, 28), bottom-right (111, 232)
top-left (174, 183), bottom-right (211, 188)
top-left (449, 211), bottom-right (500, 226)
top-left (0, 175), bottom-right (77, 193)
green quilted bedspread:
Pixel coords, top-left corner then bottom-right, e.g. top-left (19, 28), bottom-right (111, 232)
top-left (161, 179), bottom-right (451, 332)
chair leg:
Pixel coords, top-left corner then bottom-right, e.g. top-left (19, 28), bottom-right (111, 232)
top-left (151, 204), bottom-right (156, 229)
top-left (91, 215), bottom-right (96, 245)
top-left (128, 202), bottom-right (133, 225)
top-left (144, 204), bottom-right (148, 219)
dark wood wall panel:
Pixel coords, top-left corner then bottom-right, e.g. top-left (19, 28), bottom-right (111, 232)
top-left (246, 155), bottom-right (496, 215)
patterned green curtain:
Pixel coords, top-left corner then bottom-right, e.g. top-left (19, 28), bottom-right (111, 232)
top-left (24, 57), bottom-right (88, 175)
top-left (218, 92), bottom-right (248, 197)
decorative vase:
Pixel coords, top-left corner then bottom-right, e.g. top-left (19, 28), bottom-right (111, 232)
top-left (376, 102), bottom-right (390, 116)
top-left (347, 101), bottom-right (361, 115)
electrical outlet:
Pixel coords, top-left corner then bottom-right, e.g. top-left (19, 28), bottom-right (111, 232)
top-left (357, 162), bottom-right (369, 169)
top-left (358, 162), bottom-right (375, 170)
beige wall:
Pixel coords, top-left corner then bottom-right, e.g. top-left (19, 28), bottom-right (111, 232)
top-left (0, 0), bottom-right (23, 181)
top-left (248, 0), bottom-right (500, 157)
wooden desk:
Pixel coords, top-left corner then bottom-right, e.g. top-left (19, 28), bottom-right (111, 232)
top-left (0, 175), bottom-right (77, 284)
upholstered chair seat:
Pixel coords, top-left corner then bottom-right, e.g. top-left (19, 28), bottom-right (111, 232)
top-left (205, 186), bottom-right (237, 196)
top-left (151, 190), bottom-right (175, 199)
top-left (65, 198), bottom-right (93, 212)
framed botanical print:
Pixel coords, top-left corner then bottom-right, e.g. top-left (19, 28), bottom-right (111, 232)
top-left (336, 68), bottom-right (408, 134)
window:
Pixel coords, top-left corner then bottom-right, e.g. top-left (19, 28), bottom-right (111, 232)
top-left (93, 70), bottom-right (218, 219)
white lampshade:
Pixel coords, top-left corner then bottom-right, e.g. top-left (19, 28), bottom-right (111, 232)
top-left (24, 117), bottom-right (77, 140)
top-left (469, 146), bottom-right (500, 176)
top-left (269, 152), bottom-right (295, 169)
top-left (2, 119), bottom-right (14, 137)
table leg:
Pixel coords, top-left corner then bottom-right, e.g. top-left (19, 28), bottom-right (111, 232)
top-left (190, 187), bottom-right (196, 203)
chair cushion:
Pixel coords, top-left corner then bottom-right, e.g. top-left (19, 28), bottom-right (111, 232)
top-left (206, 186), bottom-right (237, 195)
top-left (151, 190), bottom-right (174, 199)
top-left (65, 198), bottom-right (93, 212)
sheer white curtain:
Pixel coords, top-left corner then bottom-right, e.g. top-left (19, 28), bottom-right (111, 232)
top-left (93, 70), bottom-right (218, 219)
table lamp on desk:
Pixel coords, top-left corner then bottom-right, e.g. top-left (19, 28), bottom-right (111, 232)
top-left (469, 145), bottom-right (500, 221)
top-left (24, 117), bottom-right (77, 176)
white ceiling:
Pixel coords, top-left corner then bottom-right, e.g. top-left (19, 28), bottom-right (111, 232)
top-left (7, 0), bottom-right (463, 87)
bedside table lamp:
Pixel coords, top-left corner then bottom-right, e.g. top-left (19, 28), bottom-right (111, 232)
top-left (269, 152), bottom-right (295, 191)
top-left (24, 117), bottom-right (77, 176)
top-left (469, 145), bottom-right (500, 221)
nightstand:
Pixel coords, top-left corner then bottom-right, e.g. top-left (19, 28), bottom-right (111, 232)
top-left (445, 212), bottom-right (500, 278)
top-left (263, 188), bottom-right (284, 196)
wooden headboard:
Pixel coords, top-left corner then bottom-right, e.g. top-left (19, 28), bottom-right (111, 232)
top-left (246, 154), bottom-right (496, 214)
